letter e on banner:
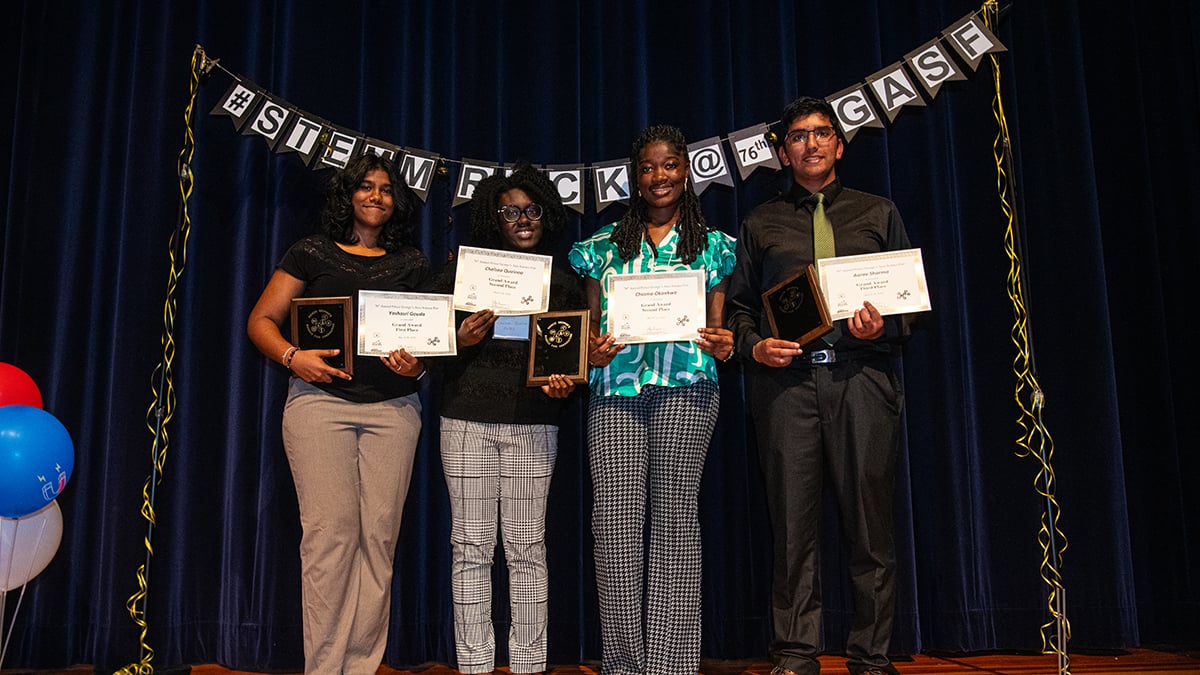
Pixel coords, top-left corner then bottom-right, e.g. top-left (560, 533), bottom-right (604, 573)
top-left (319, 129), bottom-right (363, 170)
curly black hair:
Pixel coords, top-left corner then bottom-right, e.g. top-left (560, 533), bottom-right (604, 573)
top-left (610, 124), bottom-right (709, 264)
top-left (467, 161), bottom-right (567, 254)
top-left (319, 153), bottom-right (419, 252)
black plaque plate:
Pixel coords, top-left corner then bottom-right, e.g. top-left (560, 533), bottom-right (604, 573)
top-left (761, 264), bottom-right (833, 347)
top-left (526, 309), bottom-right (589, 386)
top-left (290, 296), bottom-right (354, 376)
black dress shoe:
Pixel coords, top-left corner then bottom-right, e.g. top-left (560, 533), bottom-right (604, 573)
top-left (849, 665), bottom-right (900, 675)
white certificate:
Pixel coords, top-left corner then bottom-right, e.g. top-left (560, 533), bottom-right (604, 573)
top-left (605, 270), bottom-right (707, 344)
top-left (816, 248), bottom-right (932, 321)
top-left (453, 246), bottom-right (552, 315)
top-left (357, 291), bottom-right (457, 357)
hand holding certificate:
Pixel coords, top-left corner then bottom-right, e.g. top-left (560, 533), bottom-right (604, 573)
top-left (604, 270), bottom-right (707, 344)
top-left (817, 248), bottom-right (932, 321)
top-left (357, 290), bottom-right (457, 357)
top-left (453, 245), bottom-right (553, 316)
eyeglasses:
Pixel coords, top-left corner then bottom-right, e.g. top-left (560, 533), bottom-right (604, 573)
top-left (785, 126), bottom-right (838, 145)
top-left (497, 203), bottom-right (544, 222)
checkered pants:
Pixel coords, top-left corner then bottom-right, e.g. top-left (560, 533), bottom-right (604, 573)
top-left (440, 417), bottom-right (558, 674)
top-left (586, 380), bottom-right (720, 675)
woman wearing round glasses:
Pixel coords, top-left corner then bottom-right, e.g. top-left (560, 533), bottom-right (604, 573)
top-left (433, 161), bottom-right (584, 675)
top-left (569, 124), bottom-right (736, 674)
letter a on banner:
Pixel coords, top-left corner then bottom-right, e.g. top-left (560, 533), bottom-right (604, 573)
top-left (866, 61), bottom-right (926, 122)
top-left (943, 11), bottom-right (1007, 72)
top-left (687, 137), bottom-right (733, 196)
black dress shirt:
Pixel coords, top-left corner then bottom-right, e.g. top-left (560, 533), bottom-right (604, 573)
top-left (725, 179), bottom-right (913, 361)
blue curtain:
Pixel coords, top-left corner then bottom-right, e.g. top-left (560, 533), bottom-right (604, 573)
top-left (2, 0), bottom-right (1197, 670)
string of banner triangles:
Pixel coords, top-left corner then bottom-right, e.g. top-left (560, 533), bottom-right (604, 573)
top-left (209, 9), bottom-right (1004, 215)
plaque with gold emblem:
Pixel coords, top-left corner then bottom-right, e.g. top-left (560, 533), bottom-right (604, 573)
top-left (761, 264), bottom-right (833, 347)
top-left (290, 296), bottom-right (354, 376)
top-left (526, 310), bottom-right (589, 386)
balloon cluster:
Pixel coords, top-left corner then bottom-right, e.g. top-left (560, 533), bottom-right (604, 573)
top-left (0, 362), bottom-right (74, 592)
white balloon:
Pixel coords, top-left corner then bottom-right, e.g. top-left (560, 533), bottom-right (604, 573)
top-left (0, 500), bottom-right (63, 592)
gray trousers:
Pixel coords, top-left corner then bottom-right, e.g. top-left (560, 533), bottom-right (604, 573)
top-left (282, 379), bottom-right (421, 675)
top-left (440, 417), bottom-right (558, 674)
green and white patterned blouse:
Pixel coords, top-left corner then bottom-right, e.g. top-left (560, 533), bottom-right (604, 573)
top-left (569, 222), bottom-right (737, 397)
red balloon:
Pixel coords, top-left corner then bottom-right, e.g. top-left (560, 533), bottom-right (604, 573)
top-left (0, 362), bottom-right (43, 409)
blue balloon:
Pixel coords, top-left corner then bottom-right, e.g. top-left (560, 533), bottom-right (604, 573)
top-left (0, 405), bottom-right (75, 518)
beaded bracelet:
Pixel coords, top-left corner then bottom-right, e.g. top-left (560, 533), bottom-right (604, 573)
top-left (281, 346), bottom-right (298, 369)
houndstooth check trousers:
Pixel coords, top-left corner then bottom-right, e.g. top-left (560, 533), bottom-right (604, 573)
top-left (586, 380), bottom-right (720, 675)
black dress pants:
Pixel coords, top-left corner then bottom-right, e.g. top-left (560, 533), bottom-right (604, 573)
top-left (750, 357), bottom-right (903, 674)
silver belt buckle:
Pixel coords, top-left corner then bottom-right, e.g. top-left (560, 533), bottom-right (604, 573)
top-left (808, 348), bottom-right (836, 364)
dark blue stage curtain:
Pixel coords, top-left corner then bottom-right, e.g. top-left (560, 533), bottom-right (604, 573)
top-left (1, 0), bottom-right (1197, 670)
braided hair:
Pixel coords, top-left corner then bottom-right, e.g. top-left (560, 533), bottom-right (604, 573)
top-left (610, 124), bottom-right (709, 264)
top-left (319, 153), bottom-right (418, 252)
top-left (468, 161), bottom-right (567, 253)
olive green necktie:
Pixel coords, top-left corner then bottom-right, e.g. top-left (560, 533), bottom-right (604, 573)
top-left (812, 193), bottom-right (840, 345)
top-left (813, 192), bottom-right (835, 261)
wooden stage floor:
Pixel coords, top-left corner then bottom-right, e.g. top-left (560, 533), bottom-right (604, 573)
top-left (8, 649), bottom-right (1200, 675)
